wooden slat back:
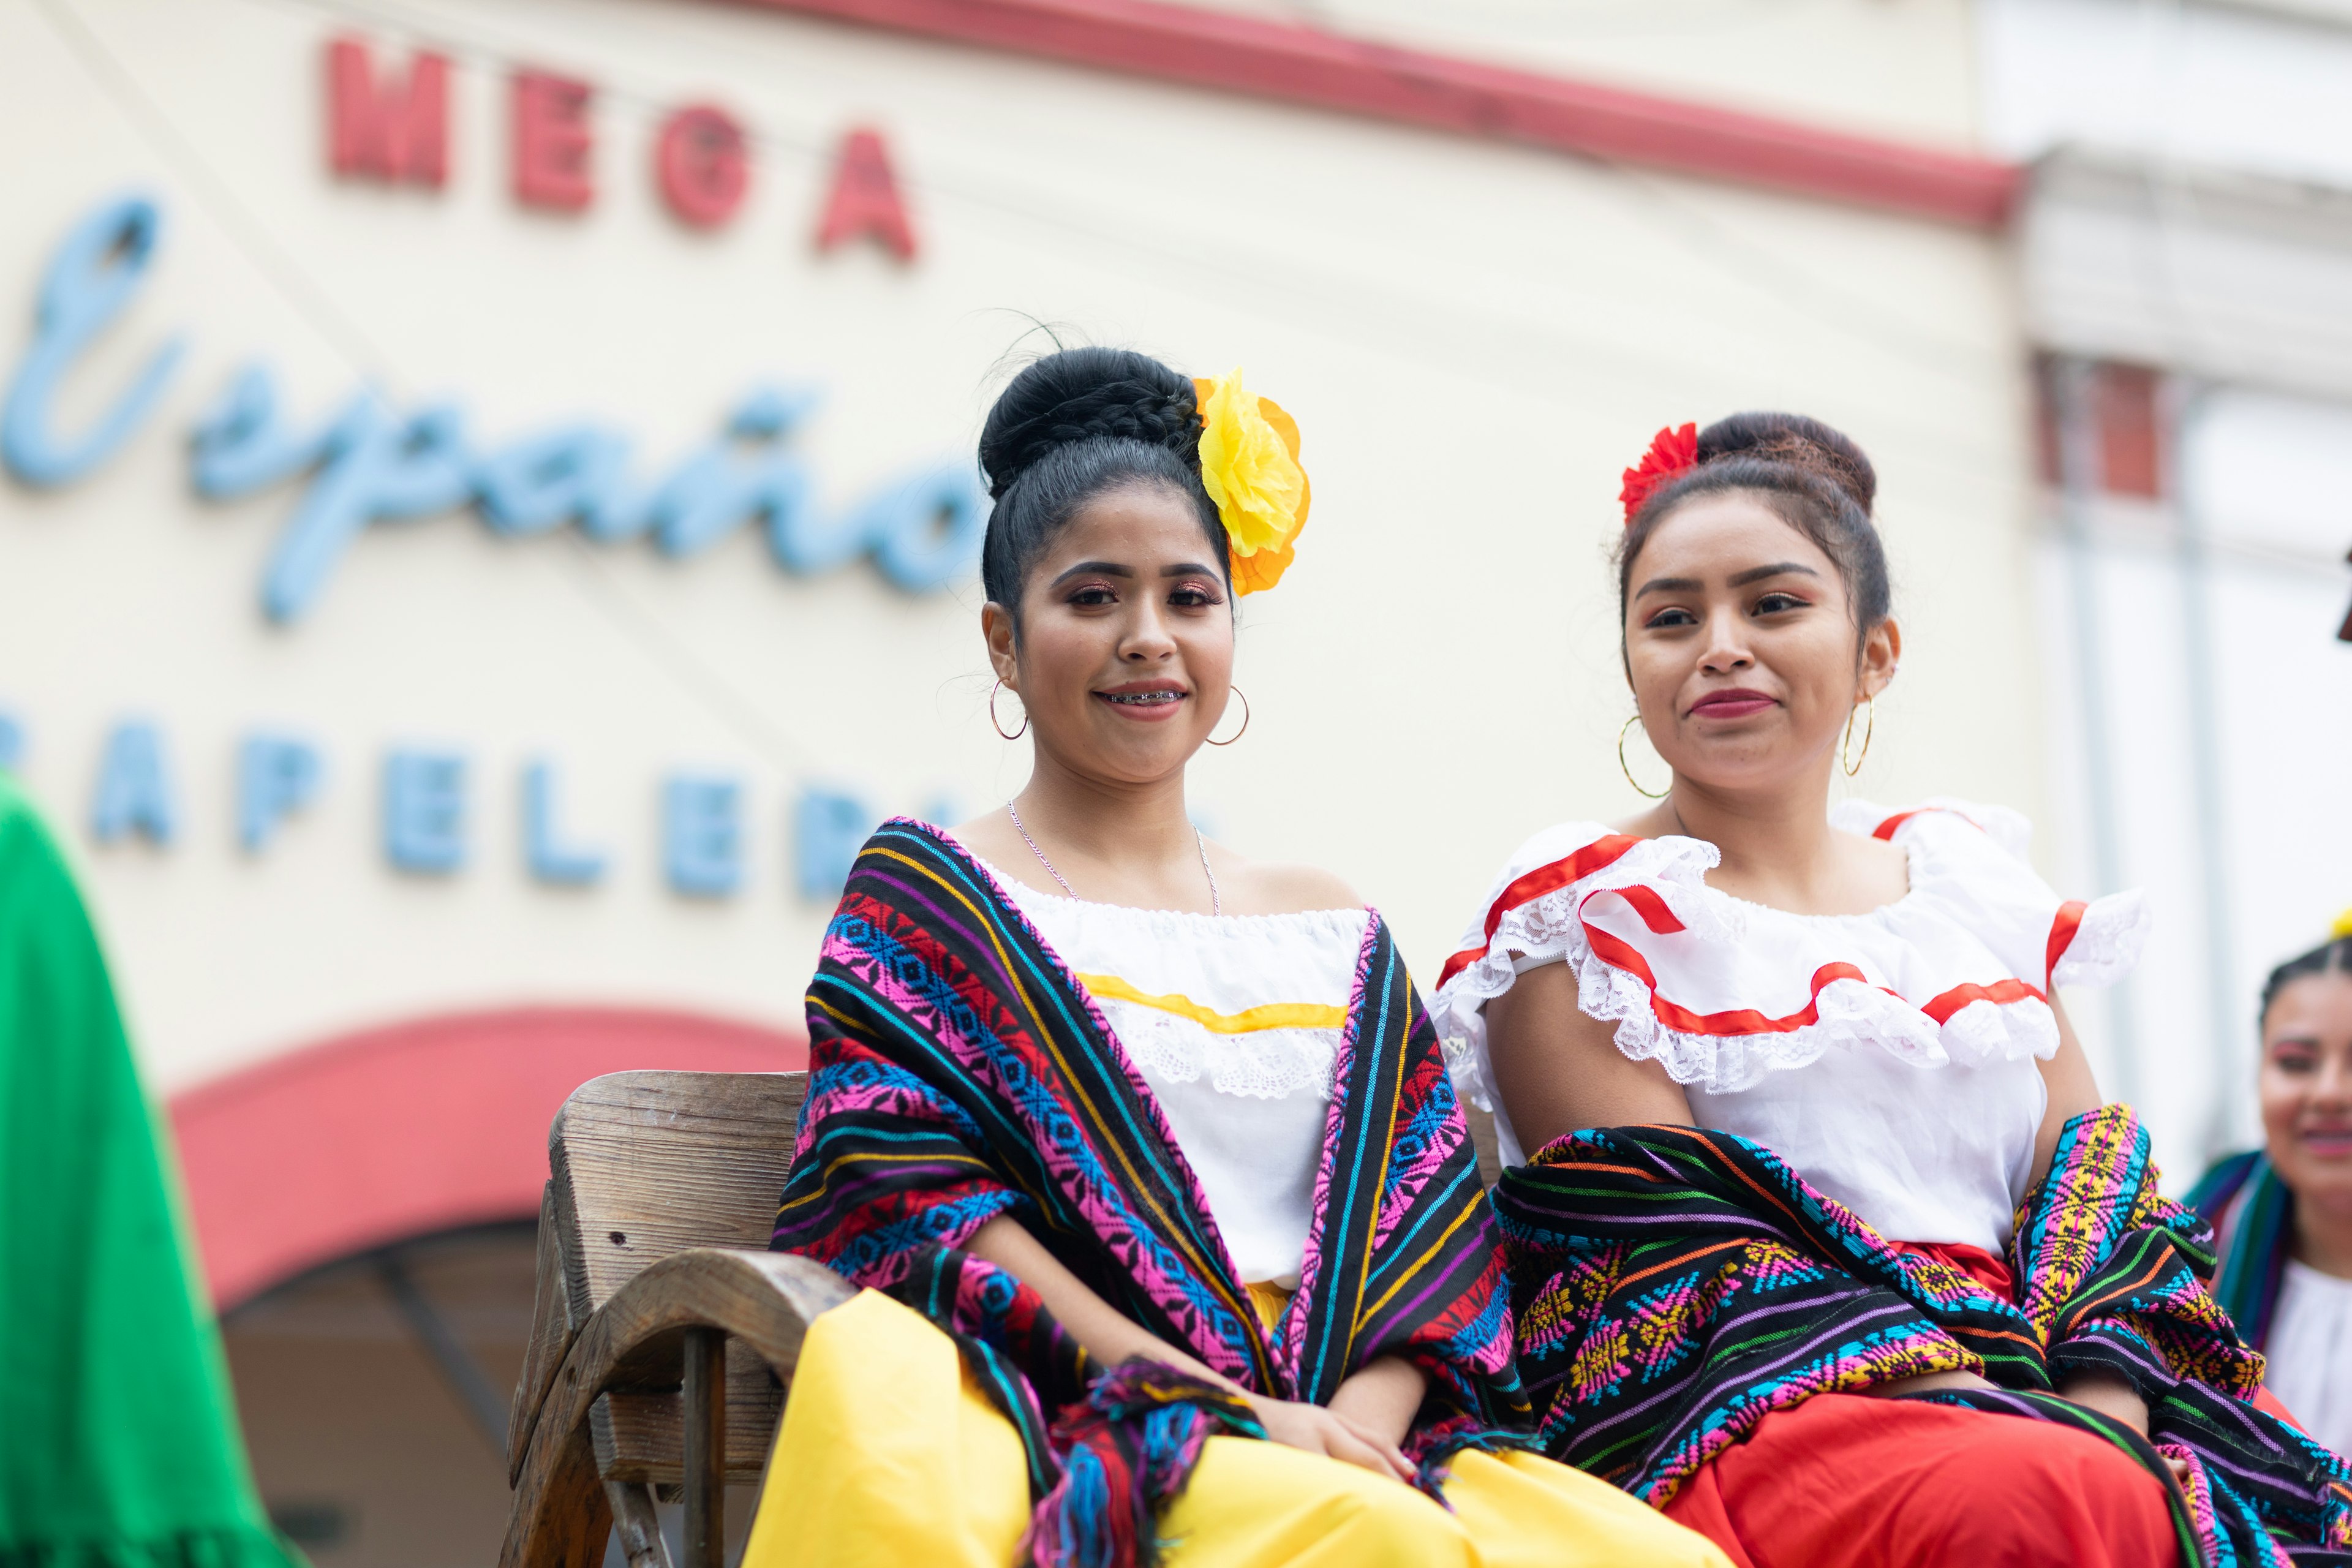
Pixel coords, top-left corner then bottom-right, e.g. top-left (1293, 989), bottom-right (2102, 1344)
top-left (542, 1071), bottom-right (1499, 1319)
top-left (549, 1070), bottom-right (809, 1322)
top-left (508, 1182), bottom-right (575, 1480)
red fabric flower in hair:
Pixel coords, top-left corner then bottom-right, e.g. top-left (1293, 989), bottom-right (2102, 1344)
top-left (1619, 422), bottom-right (1700, 526)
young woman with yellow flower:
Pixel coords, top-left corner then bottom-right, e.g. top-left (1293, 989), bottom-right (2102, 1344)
top-left (743, 347), bottom-right (1727, 1568)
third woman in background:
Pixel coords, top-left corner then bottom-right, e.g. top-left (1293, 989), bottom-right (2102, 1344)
top-left (2192, 922), bottom-right (2352, 1455)
top-left (1430, 413), bottom-right (2351, 1567)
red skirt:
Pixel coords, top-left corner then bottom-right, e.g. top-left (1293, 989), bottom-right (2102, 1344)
top-left (1662, 1392), bottom-right (2180, 1568)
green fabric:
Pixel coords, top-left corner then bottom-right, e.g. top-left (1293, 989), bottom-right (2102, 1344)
top-left (0, 775), bottom-right (299, 1568)
top-left (2187, 1148), bottom-right (2293, 1353)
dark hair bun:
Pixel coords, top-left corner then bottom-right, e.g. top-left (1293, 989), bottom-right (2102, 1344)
top-left (1698, 412), bottom-right (1877, 518)
top-left (1618, 409), bottom-right (1891, 638)
top-left (979, 347), bottom-right (1202, 500)
top-left (976, 345), bottom-right (1227, 619)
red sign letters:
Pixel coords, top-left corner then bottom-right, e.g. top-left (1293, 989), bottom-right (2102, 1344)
top-left (326, 37), bottom-right (448, 186)
top-left (322, 35), bottom-right (917, 258)
top-left (511, 71), bottom-right (596, 211)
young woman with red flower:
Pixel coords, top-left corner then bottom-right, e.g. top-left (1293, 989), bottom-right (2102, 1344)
top-left (1428, 413), bottom-right (2351, 1567)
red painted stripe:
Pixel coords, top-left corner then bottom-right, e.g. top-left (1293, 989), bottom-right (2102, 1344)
top-left (169, 1005), bottom-right (807, 1309)
top-left (1436, 833), bottom-right (1641, 990)
top-left (1918, 977), bottom-right (2045, 1025)
top-left (712, 0), bottom-right (2020, 227)
top-left (2046, 899), bottom-right (2087, 987)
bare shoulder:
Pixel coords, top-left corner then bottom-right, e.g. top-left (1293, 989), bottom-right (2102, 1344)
top-left (1833, 825), bottom-right (1912, 876)
top-left (949, 811), bottom-right (1022, 864)
top-left (1830, 826), bottom-right (1913, 907)
top-left (1206, 845), bottom-right (1363, 916)
top-left (1608, 802), bottom-right (1678, 839)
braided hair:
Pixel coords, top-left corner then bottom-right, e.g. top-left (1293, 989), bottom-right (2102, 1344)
top-left (978, 347), bottom-right (1226, 627)
top-left (2261, 936), bottom-right (2352, 1032)
top-left (1617, 412), bottom-right (1891, 646)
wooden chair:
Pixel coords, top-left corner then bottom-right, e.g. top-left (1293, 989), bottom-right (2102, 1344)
top-left (500, 1071), bottom-right (851, 1568)
top-left (501, 1069), bottom-right (1504, 1568)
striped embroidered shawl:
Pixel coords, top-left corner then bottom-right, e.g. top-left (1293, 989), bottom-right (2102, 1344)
top-left (773, 821), bottom-right (1529, 1567)
top-left (1494, 1108), bottom-right (2352, 1567)
top-left (2191, 1150), bottom-right (2294, 1354)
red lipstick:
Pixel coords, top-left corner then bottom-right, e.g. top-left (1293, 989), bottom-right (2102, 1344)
top-left (1687, 689), bottom-right (1778, 719)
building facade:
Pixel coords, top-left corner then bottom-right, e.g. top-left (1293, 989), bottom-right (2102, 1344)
top-left (2, 0), bottom-right (2045, 1559)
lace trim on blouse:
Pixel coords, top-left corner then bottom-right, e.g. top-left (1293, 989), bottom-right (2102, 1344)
top-left (1431, 798), bottom-right (2150, 1107)
top-left (1095, 999), bottom-right (1341, 1102)
top-left (966, 853), bottom-right (1366, 1105)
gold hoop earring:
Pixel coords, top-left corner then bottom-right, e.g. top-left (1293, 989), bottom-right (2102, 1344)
top-left (989, 679), bottom-right (1028, 741)
top-left (1841, 696), bottom-right (1874, 777)
top-left (1618, 714), bottom-right (1669, 799)
top-left (1206, 685), bottom-right (1250, 747)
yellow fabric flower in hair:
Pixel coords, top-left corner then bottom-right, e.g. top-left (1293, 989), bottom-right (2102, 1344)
top-left (1194, 369), bottom-right (1310, 595)
top-left (2332, 905), bottom-right (2352, 941)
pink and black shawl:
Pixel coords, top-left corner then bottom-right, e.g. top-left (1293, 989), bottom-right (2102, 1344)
top-left (1494, 1107), bottom-right (2352, 1566)
top-left (772, 820), bottom-right (1532, 1568)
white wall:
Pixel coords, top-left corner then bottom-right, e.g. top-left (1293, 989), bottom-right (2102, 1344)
top-left (1194, 0), bottom-right (1985, 149)
top-left (1981, 0), bottom-right (2352, 186)
top-left (2036, 390), bottom-right (2352, 1172)
top-left (1981, 0), bottom-right (2352, 1173)
top-left (0, 0), bottom-right (2031, 1095)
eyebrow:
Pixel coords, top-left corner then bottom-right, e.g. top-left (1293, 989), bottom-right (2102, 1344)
top-left (1632, 575), bottom-right (1702, 598)
top-left (1728, 561), bottom-right (1820, 587)
top-left (1634, 562), bottom-right (1821, 598)
top-left (1050, 560), bottom-right (1133, 585)
top-left (1050, 561), bottom-right (1224, 586)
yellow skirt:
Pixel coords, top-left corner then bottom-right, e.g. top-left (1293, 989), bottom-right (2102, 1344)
top-left (741, 1289), bottom-right (1730, 1568)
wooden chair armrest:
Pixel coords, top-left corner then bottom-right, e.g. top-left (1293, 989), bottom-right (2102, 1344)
top-left (502, 1250), bottom-right (857, 1568)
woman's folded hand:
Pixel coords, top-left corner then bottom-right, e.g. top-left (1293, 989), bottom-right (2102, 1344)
top-left (1245, 1395), bottom-right (1414, 1483)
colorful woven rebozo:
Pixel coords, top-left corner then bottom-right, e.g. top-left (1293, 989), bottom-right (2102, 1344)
top-left (774, 820), bottom-right (1533, 1568)
top-left (2191, 1150), bottom-right (2295, 1354)
top-left (1493, 1108), bottom-right (2352, 1567)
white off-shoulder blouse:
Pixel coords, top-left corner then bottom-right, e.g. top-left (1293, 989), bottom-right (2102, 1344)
top-left (967, 850), bottom-right (1366, 1289)
top-left (2266, 1261), bottom-right (2352, 1457)
top-left (1430, 799), bottom-right (2150, 1253)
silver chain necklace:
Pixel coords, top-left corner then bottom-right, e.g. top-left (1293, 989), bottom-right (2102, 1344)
top-left (1006, 798), bottom-right (1220, 916)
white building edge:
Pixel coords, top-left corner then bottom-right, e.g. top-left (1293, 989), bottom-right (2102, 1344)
top-left (1986, 0), bottom-right (2352, 1170)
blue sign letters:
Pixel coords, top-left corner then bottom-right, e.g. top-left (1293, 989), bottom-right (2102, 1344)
top-left (794, 787), bottom-right (878, 900)
top-left (0, 195), bottom-right (184, 488)
top-left (5, 194), bottom-right (986, 620)
top-left (92, 720), bottom-right (177, 846)
top-left (663, 775), bottom-right (742, 897)
top-left (384, 749), bottom-right (467, 873)
top-left (238, 733), bottom-right (323, 852)
top-left (523, 760), bottom-right (608, 886)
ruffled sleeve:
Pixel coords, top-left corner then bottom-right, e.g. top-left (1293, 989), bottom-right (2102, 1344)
top-left (1429, 823), bottom-right (1729, 1110)
top-left (1844, 798), bottom-right (2152, 994)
